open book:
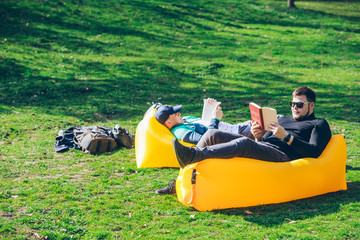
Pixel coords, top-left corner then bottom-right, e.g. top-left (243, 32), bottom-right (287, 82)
top-left (201, 99), bottom-right (221, 124)
top-left (249, 102), bottom-right (278, 131)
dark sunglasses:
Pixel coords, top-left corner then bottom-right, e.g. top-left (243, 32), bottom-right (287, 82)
top-left (290, 101), bottom-right (312, 108)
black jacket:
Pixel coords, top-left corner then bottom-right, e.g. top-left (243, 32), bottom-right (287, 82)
top-left (262, 113), bottom-right (332, 160)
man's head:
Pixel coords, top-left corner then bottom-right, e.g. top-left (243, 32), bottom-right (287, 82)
top-left (155, 105), bottom-right (184, 129)
top-left (291, 86), bottom-right (316, 120)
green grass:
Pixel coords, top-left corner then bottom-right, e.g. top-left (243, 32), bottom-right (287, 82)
top-left (0, 0), bottom-right (359, 239)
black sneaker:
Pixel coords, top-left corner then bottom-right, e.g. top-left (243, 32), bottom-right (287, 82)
top-left (156, 179), bottom-right (176, 195)
top-left (172, 138), bottom-right (199, 168)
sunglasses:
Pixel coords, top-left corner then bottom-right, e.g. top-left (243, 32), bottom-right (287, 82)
top-left (290, 101), bottom-right (312, 108)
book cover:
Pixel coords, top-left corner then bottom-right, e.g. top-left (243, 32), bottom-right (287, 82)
top-left (249, 102), bottom-right (277, 131)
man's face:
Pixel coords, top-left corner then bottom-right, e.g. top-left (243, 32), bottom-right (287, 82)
top-left (165, 112), bottom-right (184, 128)
top-left (291, 95), bottom-right (314, 120)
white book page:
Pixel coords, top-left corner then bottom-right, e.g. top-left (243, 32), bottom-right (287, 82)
top-left (201, 99), bottom-right (221, 123)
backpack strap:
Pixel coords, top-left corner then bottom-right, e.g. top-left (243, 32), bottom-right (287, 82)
top-left (106, 140), bottom-right (112, 152)
top-left (96, 139), bottom-right (102, 153)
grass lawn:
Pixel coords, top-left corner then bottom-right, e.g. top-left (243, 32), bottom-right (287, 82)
top-left (0, 0), bottom-right (359, 239)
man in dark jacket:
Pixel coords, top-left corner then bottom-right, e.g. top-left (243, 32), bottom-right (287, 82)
top-left (173, 87), bottom-right (332, 169)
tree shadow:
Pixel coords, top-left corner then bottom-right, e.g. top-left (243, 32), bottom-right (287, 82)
top-left (346, 165), bottom-right (360, 171)
top-left (237, 1), bottom-right (360, 34)
top-left (0, 2), bottom-right (169, 52)
top-left (300, 0), bottom-right (360, 23)
top-left (1, 55), bottom-right (359, 123)
top-left (0, 0), bottom-right (359, 125)
top-left (214, 181), bottom-right (360, 226)
top-left (0, 58), bottom-right (198, 121)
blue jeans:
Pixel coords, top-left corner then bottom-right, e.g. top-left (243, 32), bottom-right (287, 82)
top-left (196, 129), bottom-right (290, 162)
top-left (218, 120), bottom-right (253, 139)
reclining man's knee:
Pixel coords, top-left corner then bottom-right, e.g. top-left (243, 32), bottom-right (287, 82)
top-left (197, 129), bottom-right (219, 148)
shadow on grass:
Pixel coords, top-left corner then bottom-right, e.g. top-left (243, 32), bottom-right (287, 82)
top-left (0, 0), bottom-right (359, 124)
top-left (346, 165), bottom-right (360, 171)
top-left (1, 55), bottom-right (359, 124)
top-left (214, 181), bottom-right (360, 226)
top-left (243, 1), bottom-right (360, 34)
top-left (299, 0), bottom-right (360, 24)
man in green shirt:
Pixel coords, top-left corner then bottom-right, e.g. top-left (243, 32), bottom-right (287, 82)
top-left (154, 98), bottom-right (253, 194)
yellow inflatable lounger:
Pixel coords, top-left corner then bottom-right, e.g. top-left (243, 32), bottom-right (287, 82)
top-left (135, 105), bottom-right (194, 168)
top-left (176, 134), bottom-right (347, 211)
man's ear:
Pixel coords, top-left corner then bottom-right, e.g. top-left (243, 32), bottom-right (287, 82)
top-left (310, 102), bottom-right (315, 110)
top-left (164, 120), bottom-right (173, 129)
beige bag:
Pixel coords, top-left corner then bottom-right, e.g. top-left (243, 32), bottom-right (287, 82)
top-left (75, 127), bottom-right (118, 154)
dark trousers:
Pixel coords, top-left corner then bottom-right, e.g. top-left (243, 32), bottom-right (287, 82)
top-left (196, 129), bottom-right (290, 162)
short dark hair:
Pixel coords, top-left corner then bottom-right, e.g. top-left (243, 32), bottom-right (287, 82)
top-left (292, 86), bottom-right (316, 103)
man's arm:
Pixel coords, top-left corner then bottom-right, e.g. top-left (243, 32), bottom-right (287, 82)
top-left (181, 131), bottom-right (204, 144)
top-left (172, 124), bottom-right (206, 145)
top-left (207, 118), bottom-right (220, 130)
top-left (268, 119), bottom-right (332, 158)
top-left (289, 119), bottom-right (332, 158)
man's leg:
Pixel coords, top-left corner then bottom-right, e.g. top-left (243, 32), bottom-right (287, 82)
top-left (173, 133), bottom-right (290, 167)
top-left (200, 137), bottom-right (290, 162)
top-left (218, 120), bottom-right (254, 139)
top-left (197, 129), bottom-right (243, 148)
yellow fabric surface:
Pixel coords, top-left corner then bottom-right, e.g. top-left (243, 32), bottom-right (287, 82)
top-left (135, 108), bottom-right (193, 168)
top-left (176, 135), bottom-right (347, 211)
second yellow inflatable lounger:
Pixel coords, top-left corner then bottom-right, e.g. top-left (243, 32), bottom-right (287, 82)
top-left (176, 134), bottom-right (347, 211)
top-left (135, 105), bottom-right (193, 168)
